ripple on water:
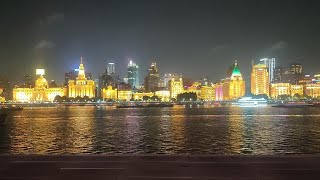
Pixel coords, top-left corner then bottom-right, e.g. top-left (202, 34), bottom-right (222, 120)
top-left (1, 106), bottom-right (320, 154)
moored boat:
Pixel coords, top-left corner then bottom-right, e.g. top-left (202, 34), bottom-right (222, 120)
top-left (233, 97), bottom-right (268, 107)
top-left (272, 101), bottom-right (314, 108)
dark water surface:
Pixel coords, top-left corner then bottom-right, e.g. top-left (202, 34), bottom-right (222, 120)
top-left (1, 106), bottom-right (320, 154)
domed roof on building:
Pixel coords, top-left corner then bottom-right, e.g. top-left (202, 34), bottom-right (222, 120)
top-left (231, 60), bottom-right (243, 79)
top-left (35, 76), bottom-right (48, 88)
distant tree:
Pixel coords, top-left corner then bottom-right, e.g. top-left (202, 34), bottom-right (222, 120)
top-left (177, 92), bottom-right (197, 102)
top-left (61, 96), bottom-right (69, 102)
top-left (83, 96), bottom-right (90, 102)
top-left (54, 95), bottom-right (62, 102)
top-left (151, 96), bottom-right (160, 102)
top-left (278, 94), bottom-right (290, 101)
top-left (75, 96), bottom-right (83, 102)
top-left (293, 93), bottom-right (302, 100)
top-left (68, 97), bottom-right (75, 102)
top-left (142, 96), bottom-right (150, 101)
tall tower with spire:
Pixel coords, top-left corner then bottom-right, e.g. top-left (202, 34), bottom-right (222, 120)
top-left (68, 57), bottom-right (95, 98)
top-left (77, 57), bottom-right (86, 80)
top-left (223, 60), bottom-right (245, 100)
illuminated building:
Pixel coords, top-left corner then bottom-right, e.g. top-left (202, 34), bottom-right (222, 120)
top-left (133, 92), bottom-right (154, 101)
top-left (315, 74), bottom-right (320, 83)
top-left (185, 82), bottom-right (201, 99)
top-left (98, 72), bottom-right (114, 98)
top-left (270, 83), bottom-right (290, 99)
top-left (13, 69), bottom-right (66, 102)
top-left (260, 58), bottom-right (275, 82)
top-left (65, 70), bottom-right (92, 86)
top-left (0, 74), bottom-right (10, 100)
top-left (227, 60), bottom-right (245, 100)
top-left (46, 88), bottom-right (66, 102)
top-left (290, 63), bottom-right (303, 74)
top-left (169, 77), bottom-right (184, 99)
top-left (290, 85), bottom-right (303, 96)
top-left (298, 75), bottom-right (312, 85)
top-left (107, 62), bottom-right (115, 75)
top-left (305, 84), bottom-right (320, 99)
top-left (127, 60), bottom-right (139, 89)
top-left (274, 66), bottom-right (284, 83)
top-left (144, 62), bottom-right (160, 92)
top-left (215, 83), bottom-right (224, 101)
top-left (101, 85), bottom-right (117, 101)
top-left (68, 58), bottom-right (95, 98)
top-left (23, 74), bottom-right (33, 88)
top-left (163, 73), bottom-right (182, 87)
top-left (200, 85), bottom-right (215, 101)
top-left (155, 90), bottom-right (171, 102)
top-left (0, 88), bottom-right (5, 102)
top-left (13, 88), bottom-right (33, 102)
top-left (118, 90), bottom-right (133, 101)
top-left (251, 63), bottom-right (269, 96)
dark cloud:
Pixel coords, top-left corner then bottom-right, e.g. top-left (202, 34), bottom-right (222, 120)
top-left (270, 41), bottom-right (288, 51)
top-left (34, 40), bottom-right (56, 49)
top-left (41, 12), bottom-right (64, 25)
top-left (209, 44), bottom-right (231, 55)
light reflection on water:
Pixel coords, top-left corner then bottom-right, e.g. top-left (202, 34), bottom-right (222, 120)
top-left (1, 106), bottom-right (320, 154)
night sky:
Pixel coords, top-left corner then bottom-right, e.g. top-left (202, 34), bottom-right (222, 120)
top-left (1, 0), bottom-right (319, 84)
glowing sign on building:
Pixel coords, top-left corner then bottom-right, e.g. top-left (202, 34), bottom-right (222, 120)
top-left (36, 69), bottom-right (45, 76)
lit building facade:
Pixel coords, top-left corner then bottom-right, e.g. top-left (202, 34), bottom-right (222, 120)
top-left (290, 63), bottom-right (303, 74)
top-left (163, 73), bottom-right (182, 87)
top-left (314, 74), bottom-right (320, 83)
top-left (169, 77), bottom-right (184, 99)
top-left (251, 63), bottom-right (269, 96)
top-left (144, 62), bottom-right (160, 92)
top-left (227, 61), bottom-right (245, 100)
top-left (305, 84), bottom-right (320, 98)
top-left (0, 88), bottom-right (4, 102)
top-left (215, 83), bottom-right (224, 101)
top-left (155, 90), bottom-right (171, 102)
top-left (260, 58), bottom-right (276, 82)
top-left (290, 85), bottom-right (304, 96)
top-left (13, 70), bottom-right (66, 103)
top-left (127, 60), bottom-right (139, 89)
top-left (101, 85), bottom-right (117, 101)
top-left (200, 85), bottom-right (215, 101)
top-left (118, 90), bottom-right (133, 101)
top-left (270, 83), bottom-right (290, 99)
top-left (68, 58), bottom-right (95, 98)
top-left (185, 82), bottom-right (201, 99)
top-left (107, 62), bottom-right (115, 75)
top-left (133, 92), bottom-right (154, 101)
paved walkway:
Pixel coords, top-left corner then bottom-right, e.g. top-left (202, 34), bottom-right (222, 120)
top-left (1, 155), bottom-right (320, 179)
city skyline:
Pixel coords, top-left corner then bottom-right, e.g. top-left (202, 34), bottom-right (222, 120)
top-left (1, 0), bottom-right (320, 83)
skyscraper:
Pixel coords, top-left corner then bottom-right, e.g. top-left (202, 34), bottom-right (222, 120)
top-left (260, 58), bottom-right (276, 83)
top-left (127, 60), bottom-right (139, 89)
top-left (68, 58), bottom-right (95, 98)
top-left (251, 63), bottom-right (269, 96)
top-left (228, 60), bottom-right (245, 100)
top-left (163, 73), bottom-right (181, 87)
top-left (290, 63), bottom-right (303, 74)
top-left (107, 62), bottom-right (115, 75)
top-left (144, 62), bottom-right (160, 92)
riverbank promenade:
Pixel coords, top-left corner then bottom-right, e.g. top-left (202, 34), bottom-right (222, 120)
top-left (1, 155), bottom-right (320, 179)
